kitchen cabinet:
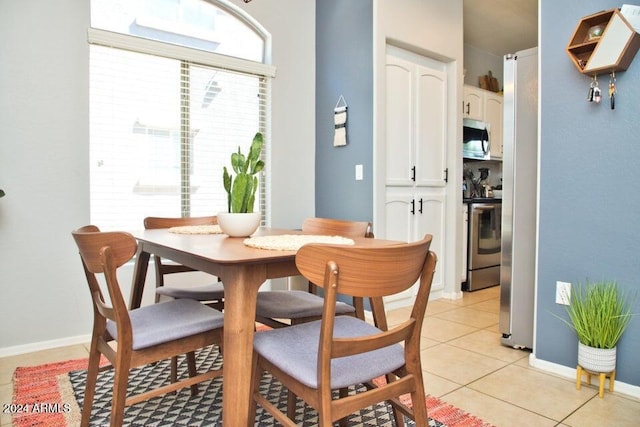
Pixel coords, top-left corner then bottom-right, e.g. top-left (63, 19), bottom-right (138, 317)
top-left (464, 84), bottom-right (503, 160)
top-left (386, 51), bottom-right (448, 188)
top-left (566, 8), bottom-right (640, 75)
top-left (463, 85), bottom-right (483, 120)
top-left (484, 91), bottom-right (503, 159)
top-left (384, 45), bottom-right (448, 299)
top-left (385, 188), bottom-right (445, 297)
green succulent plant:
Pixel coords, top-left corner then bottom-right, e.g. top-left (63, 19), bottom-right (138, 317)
top-left (222, 132), bottom-right (264, 213)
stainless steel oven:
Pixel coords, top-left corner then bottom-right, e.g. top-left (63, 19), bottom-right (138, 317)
top-left (464, 201), bottom-right (502, 291)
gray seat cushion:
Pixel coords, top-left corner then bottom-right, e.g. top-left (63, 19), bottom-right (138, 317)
top-left (156, 282), bottom-right (225, 301)
top-left (255, 290), bottom-right (355, 319)
top-left (106, 299), bottom-right (224, 350)
top-left (253, 316), bottom-right (405, 389)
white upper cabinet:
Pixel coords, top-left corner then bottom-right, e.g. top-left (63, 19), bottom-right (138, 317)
top-left (463, 85), bottom-right (483, 120)
top-left (484, 91), bottom-right (503, 159)
top-left (386, 53), bottom-right (447, 187)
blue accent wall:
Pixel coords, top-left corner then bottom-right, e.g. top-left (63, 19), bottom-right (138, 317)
top-left (315, 0), bottom-right (373, 222)
top-left (539, 0), bottom-right (640, 385)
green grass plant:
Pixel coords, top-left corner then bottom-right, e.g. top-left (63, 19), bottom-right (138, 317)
top-left (558, 280), bottom-right (635, 349)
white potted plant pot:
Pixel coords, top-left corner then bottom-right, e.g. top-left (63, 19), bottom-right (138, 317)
top-left (578, 342), bottom-right (616, 373)
top-left (217, 212), bottom-right (261, 237)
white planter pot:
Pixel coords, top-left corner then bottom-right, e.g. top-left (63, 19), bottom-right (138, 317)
top-left (578, 342), bottom-right (617, 372)
top-left (217, 212), bottom-right (261, 237)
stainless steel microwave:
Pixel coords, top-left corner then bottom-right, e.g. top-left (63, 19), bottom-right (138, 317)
top-left (463, 118), bottom-right (490, 160)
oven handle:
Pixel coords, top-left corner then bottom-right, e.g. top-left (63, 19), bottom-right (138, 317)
top-left (473, 205), bottom-right (498, 211)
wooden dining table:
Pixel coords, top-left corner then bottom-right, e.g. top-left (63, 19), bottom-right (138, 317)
top-left (128, 226), bottom-right (398, 427)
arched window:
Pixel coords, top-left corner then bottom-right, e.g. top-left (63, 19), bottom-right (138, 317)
top-left (89, 0), bottom-right (273, 230)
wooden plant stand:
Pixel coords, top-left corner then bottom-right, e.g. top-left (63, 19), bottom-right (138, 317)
top-left (576, 365), bottom-right (616, 398)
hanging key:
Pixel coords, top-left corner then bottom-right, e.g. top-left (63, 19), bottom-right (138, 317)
top-left (593, 84), bottom-right (602, 104)
top-left (589, 75), bottom-right (601, 104)
top-left (609, 71), bottom-right (616, 110)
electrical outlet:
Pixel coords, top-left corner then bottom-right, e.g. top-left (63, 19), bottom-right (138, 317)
top-left (556, 281), bottom-right (571, 305)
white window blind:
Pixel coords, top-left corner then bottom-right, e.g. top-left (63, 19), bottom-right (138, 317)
top-left (89, 1), bottom-right (271, 231)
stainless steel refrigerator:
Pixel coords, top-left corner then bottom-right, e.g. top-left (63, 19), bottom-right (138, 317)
top-left (499, 47), bottom-right (538, 349)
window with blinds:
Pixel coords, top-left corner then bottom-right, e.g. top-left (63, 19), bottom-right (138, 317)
top-left (89, 0), bottom-right (272, 230)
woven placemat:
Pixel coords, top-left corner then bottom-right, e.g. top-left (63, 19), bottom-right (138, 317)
top-left (243, 234), bottom-right (354, 251)
top-left (168, 225), bottom-right (223, 234)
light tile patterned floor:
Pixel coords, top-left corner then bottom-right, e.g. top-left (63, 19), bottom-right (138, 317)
top-left (1, 287), bottom-right (639, 426)
top-left (405, 286), bottom-right (640, 427)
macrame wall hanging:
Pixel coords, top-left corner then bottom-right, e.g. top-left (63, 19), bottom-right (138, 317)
top-left (333, 95), bottom-right (348, 147)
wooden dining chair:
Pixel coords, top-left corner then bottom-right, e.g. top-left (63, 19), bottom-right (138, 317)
top-left (250, 235), bottom-right (436, 427)
top-left (144, 216), bottom-right (225, 311)
top-left (72, 226), bottom-right (224, 427)
top-left (254, 217), bottom-right (373, 328)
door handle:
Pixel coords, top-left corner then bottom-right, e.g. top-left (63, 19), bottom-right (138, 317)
top-left (419, 198), bottom-right (423, 214)
top-left (411, 166), bottom-right (416, 182)
top-left (411, 199), bottom-right (415, 215)
top-left (465, 102), bottom-right (470, 115)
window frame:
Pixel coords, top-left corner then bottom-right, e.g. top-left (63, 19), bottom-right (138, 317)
top-left (87, 28), bottom-right (276, 79)
top-left (87, 0), bottom-right (274, 228)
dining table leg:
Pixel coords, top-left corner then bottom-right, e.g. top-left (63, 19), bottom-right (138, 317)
top-left (129, 245), bottom-right (150, 309)
top-left (220, 264), bottom-right (266, 427)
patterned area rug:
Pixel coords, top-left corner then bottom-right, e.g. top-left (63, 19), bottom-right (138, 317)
top-left (12, 346), bottom-right (494, 427)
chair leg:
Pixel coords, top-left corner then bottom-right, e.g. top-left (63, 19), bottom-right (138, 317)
top-left (80, 348), bottom-right (101, 427)
top-left (338, 388), bottom-right (350, 427)
top-left (408, 377), bottom-right (428, 427)
top-left (392, 405), bottom-right (405, 427)
top-left (286, 390), bottom-right (297, 420)
top-left (249, 355), bottom-right (262, 424)
top-left (186, 351), bottom-right (199, 396)
top-left (169, 356), bottom-right (180, 395)
top-left (109, 358), bottom-right (131, 427)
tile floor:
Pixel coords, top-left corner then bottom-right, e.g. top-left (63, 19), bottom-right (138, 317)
top-left (1, 286), bottom-right (639, 426)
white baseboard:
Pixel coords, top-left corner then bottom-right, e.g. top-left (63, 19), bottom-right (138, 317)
top-left (529, 353), bottom-right (640, 400)
top-left (0, 334), bottom-right (91, 358)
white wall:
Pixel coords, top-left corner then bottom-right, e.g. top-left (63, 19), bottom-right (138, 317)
top-left (463, 44), bottom-right (504, 90)
top-left (0, 0), bottom-right (315, 356)
top-left (238, 0), bottom-right (316, 229)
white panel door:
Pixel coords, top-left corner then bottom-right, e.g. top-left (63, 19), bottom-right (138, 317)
top-left (484, 92), bottom-right (503, 159)
top-left (385, 56), bottom-right (414, 187)
top-left (384, 192), bottom-right (414, 244)
top-left (416, 67), bottom-right (447, 187)
top-left (463, 86), bottom-right (483, 120)
top-left (415, 191), bottom-right (446, 292)
top-left (386, 51), bottom-right (447, 188)
top-left (384, 191), bottom-right (417, 303)
top-left (384, 44), bottom-right (448, 300)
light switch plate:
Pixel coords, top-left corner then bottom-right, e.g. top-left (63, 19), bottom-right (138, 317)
top-left (355, 164), bottom-right (363, 181)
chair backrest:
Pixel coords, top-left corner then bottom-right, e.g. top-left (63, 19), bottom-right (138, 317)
top-left (296, 234), bottom-right (433, 298)
top-left (72, 226), bottom-right (138, 335)
top-left (144, 215), bottom-right (218, 229)
top-left (144, 216), bottom-right (220, 287)
top-left (295, 235), bottom-right (436, 360)
top-left (299, 218), bottom-right (373, 298)
top-left (301, 217), bottom-right (371, 238)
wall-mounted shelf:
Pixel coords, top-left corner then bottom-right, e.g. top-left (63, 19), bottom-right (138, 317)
top-left (566, 8), bottom-right (640, 75)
